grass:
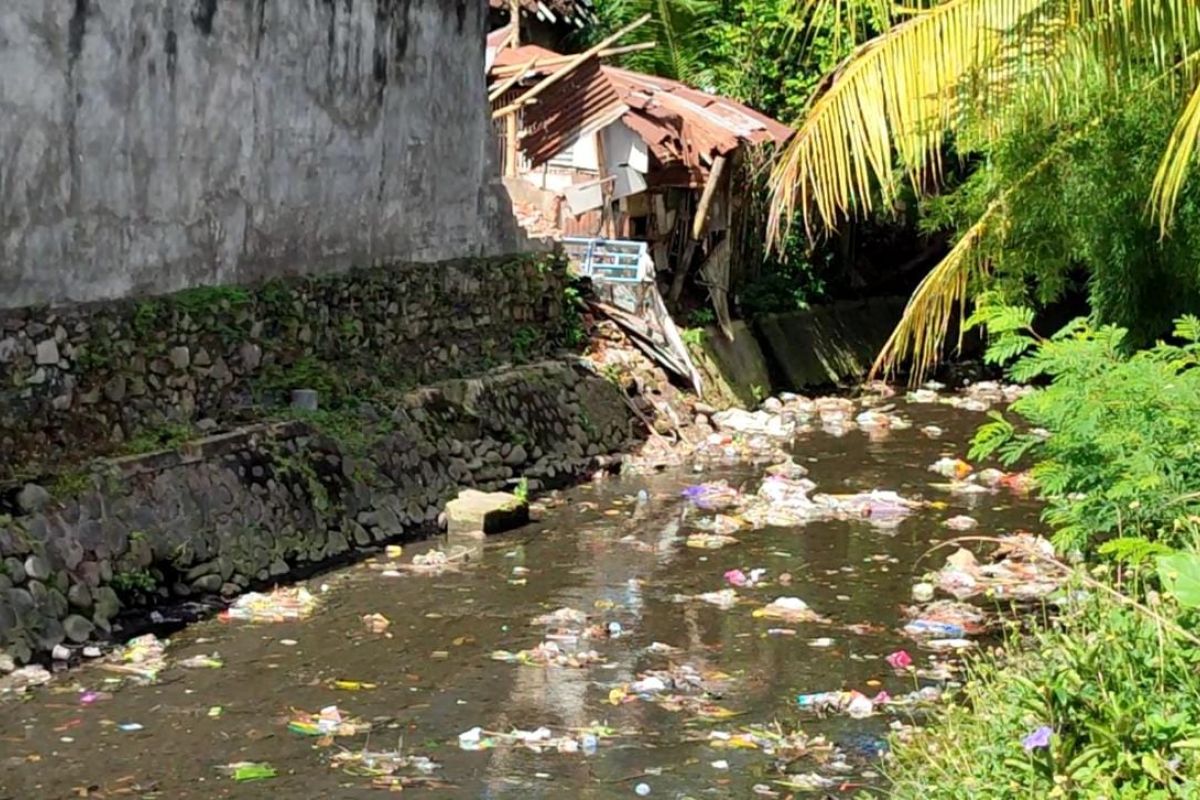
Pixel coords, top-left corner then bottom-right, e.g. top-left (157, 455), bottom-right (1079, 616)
top-left (886, 582), bottom-right (1200, 798)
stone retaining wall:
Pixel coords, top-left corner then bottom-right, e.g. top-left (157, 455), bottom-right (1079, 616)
top-left (0, 254), bottom-right (569, 482)
top-left (0, 361), bottom-right (631, 664)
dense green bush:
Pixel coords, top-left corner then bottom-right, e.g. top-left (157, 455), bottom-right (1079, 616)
top-left (970, 304), bottom-right (1200, 554)
top-left (886, 304), bottom-right (1200, 798)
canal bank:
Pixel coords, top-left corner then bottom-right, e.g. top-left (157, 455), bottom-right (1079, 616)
top-left (0, 357), bottom-right (635, 666)
top-left (0, 384), bottom-right (1044, 798)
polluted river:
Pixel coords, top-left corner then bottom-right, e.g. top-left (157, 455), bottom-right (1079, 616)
top-left (0, 385), bottom-right (1051, 799)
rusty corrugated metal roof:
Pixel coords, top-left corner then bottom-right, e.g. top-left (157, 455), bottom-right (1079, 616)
top-left (492, 42), bottom-right (562, 68)
top-left (518, 56), bottom-right (628, 167)
top-left (488, 45), bottom-right (794, 184)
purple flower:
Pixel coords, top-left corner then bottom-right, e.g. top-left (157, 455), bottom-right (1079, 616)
top-left (1022, 725), bottom-right (1053, 752)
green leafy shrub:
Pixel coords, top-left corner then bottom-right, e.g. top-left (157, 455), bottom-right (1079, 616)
top-left (970, 302), bottom-right (1200, 554)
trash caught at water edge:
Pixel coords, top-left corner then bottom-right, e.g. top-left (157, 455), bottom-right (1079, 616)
top-left (0, 382), bottom-right (1052, 797)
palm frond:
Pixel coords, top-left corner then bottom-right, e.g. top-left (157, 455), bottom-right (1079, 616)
top-left (767, 0), bottom-right (1051, 244)
top-left (874, 113), bottom-right (1108, 381)
top-left (870, 215), bottom-right (994, 383)
top-left (1151, 80), bottom-right (1200, 234)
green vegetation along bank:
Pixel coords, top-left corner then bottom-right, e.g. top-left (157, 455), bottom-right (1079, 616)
top-left (884, 306), bottom-right (1200, 798)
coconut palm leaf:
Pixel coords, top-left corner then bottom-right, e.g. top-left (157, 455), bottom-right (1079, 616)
top-left (771, 0), bottom-right (1200, 379)
top-left (871, 51), bottom-right (1200, 380)
top-left (1152, 81), bottom-right (1200, 233)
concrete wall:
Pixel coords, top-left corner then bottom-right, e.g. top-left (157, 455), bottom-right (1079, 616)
top-left (0, 0), bottom-right (522, 310)
top-left (690, 320), bottom-right (773, 408)
top-left (693, 298), bottom-right (909, 401)
top-left (753, 298), bottom-right (907, 390)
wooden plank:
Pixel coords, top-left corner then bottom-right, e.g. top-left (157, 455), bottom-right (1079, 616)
top-left (491, 14), bottom-right (650, 120)
top-left (691, 154), bottom-right (728, 239)
top-left (489, 43), bottom-right (658, 76)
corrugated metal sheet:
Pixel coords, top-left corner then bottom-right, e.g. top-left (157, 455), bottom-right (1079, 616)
top-left (517, 57), bottom-right (628, 167)
top-left (492, 43), bottom-right (562, 69)
top-left (487, 45), bottom-right (793, 184)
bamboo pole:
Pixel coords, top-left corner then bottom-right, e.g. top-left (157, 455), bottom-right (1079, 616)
top-left (491, 14), bottom-right (650, 120)
top-left (510, 0), bottom-right (521, 47)
top-left (691, 155), bottom-right (728, 240)
top-left (489, 58), bottom-right (540, 102)
top-left (489, 42), bottom-right (658, 76)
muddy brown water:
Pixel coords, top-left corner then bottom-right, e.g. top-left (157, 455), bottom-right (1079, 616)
top-left (0, 400), bottom-right (1043, 799)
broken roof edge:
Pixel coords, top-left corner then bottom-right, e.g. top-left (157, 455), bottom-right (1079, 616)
top-left (490, 47), bottom-right (793, 142)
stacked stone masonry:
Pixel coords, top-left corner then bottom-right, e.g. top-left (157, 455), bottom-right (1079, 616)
top-left (0, 255), bottom-right (568, 480)
top-left (0, 361), bottom-right (632, 664)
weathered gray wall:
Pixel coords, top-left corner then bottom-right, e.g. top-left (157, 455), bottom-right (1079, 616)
top-left (0, 0), bottom-right (521, 310)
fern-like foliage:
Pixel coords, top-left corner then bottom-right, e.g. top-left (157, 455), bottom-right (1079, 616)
top-left (971, 303), bottom-right (1200, 554)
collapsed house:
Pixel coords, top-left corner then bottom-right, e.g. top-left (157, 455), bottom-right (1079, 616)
top-left (487, 20), bottom-right (792, 392)
top-left (489, 30), bottom-right (791, 308)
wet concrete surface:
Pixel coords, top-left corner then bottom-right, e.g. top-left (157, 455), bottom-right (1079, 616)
top-left (0, 400), bottom-right (1042, 799)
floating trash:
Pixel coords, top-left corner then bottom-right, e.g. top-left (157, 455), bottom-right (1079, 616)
top-left (222, 587), bottom-right (319, 623)
top-left (929, 457), bottom-right (973, 479)
top-left (753, 597), bottom-right (826, 624)
top-left (530, 607), bottom-right (590, 627)
top-left (101, 634), bottom-right (168, 683)
top-left (936, 535), bottom-right (1063, 600)
top-left (178, 653), bottom-right (224, 669)
top-left (362, 613), bottom-right (391, 633)
top-left (693, 514), bottom-right (747, 535)
top-left (681, 481), bottom-right (744, 511)
top-left (706, 723), bottom-right (834, 759)
top-left (0, 665), bottom-right (52, 694)
top-left (490, 640), bottom-right (604, 668)
top-left (686, 533), bottom-right (739, 549)
top-left (458, 723), bottom-right (616, 754)
top-left (330, 747), bottom-right (441, 789)
top-left (288, 705), bottom-right (372, 738)
top-left (795, 690), bottom-right (878, 719)
top-left (724, 568), bottom-right (766, 587)
top-left (392, 546), bottom-right (474, 575)
top-left (220, 762), bottom-right (277, 782)
top-left (672, 588), bottom-right (738, 609)
top-left (904, 600), bottom-right (989, 638)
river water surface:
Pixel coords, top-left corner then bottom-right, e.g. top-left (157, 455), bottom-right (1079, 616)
top-left (0, 396), bottom-right (1041, 799)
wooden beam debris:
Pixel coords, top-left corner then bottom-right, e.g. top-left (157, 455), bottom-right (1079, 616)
top-left (491, 14), bottom-right (650, 120)
top-left (489, 58), bottom-right (541, 102)
top-left (489, 42), bottom-right (658, 77)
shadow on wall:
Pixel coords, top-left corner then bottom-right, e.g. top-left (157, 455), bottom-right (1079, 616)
top-left (690, 298), bottom-right (910, 403)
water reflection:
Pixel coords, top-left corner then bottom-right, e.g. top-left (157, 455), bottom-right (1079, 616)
top-left (0, 402), bottom-right (1044, 799)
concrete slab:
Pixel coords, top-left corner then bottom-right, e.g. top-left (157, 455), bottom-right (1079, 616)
top-left (445, 489), bottom-right (530, 535)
